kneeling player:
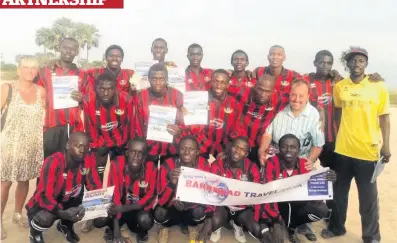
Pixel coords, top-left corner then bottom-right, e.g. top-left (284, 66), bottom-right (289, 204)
top-left (209, 136), bottom-right (261, 243)
top-left (26, 132), bottom-right (102, 243)
top-left (262, 134), bottom-right (336, 243)
top-left (94, 137), bottom-right (157, 243)
top-left (155, 136), bottom-right (214, 243)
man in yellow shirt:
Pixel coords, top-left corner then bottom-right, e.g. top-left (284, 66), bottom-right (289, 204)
top-left (321, 48), bottom-right (391, 243)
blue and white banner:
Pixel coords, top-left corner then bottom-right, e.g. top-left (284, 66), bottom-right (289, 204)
top-left (176, 167), bottom-right (333, 206)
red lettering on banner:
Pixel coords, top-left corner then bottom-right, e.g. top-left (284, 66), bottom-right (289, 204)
top-left (185, 180), bottom-right (192, 187)
top-left (0, 0), bottom-right (123, 8)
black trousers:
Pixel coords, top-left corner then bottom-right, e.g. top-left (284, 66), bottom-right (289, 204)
top-left (154, 206), bottom-right (206, 227)
top-left (93, 147), bottom-right (125, 181)
top-left (43, 125), bottom-right (74, 159)
top-left (278, 201), bottom-right (328, 229)
top-left (318, 142), bottom-right (336, 211)
top-left (327, 154), bottom-right (380, 242)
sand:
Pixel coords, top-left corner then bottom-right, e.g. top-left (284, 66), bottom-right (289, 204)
top-left (2, 107), bottom-right (397, 243)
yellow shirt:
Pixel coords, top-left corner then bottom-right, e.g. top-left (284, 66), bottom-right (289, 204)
top-left (333, 76), bottom-right (390, 161)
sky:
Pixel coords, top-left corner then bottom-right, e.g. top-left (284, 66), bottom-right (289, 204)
top-left (0, 0), bottom-right (396, 88)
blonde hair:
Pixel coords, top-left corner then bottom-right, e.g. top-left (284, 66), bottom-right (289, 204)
top-left (18, 56), bottom-right (39, 68)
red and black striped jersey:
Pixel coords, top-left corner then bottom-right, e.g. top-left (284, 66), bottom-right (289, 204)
top-left (185, 67), bottom-right (213, 91)
top-left (37, 63), bottom-right (91, 129)
top-left (25, 152), bottom-right (101, 214)
top-left (254, 66), bottom-right (301, 94)
top-left (157, 156), bottom-right (214, 215)
top-left (255, 155), bottom-right (309, 223)
top-left (211, 157), bottom-right (260, 209)
top-left (83, 91), bottom-right (135, 149)
top-left (108, 156), bottom-right (157, 218)
top-left (235, 88), bottom-right (289, 148)
top-left (228, 71), bottom-right (257, 95)
top-left (135, 87), bottom-right (185, 157)
top-left (87, 67), bottom-right (134, 94)
top-left (187, 93), bottom-right (246, 155)
top-left (305, 73), bottom-right (338, 142)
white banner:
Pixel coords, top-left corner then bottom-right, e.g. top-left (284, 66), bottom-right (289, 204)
top-left (52, 75), bottom-right (78, 109)
top-left (130, 61), bottom-right (158, 90)
top-left (176, 167), bottom-right (333, 206)
top-left (81, 186), bottom-right (115, 221)
top-left (183, 91), bottom-right (208, 125)
top-left (147, 105), bottom-right (177, 143)
top-left (168, 67), bottom-right (186, 94)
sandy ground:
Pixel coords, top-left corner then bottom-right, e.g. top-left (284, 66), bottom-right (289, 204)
top-left (2, 108), bottom-right (397, 243)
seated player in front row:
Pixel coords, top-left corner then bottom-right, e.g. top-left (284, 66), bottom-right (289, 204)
top-left (261, 134), bottom-right (337, 243)
top-left (155, 136), bottom-right (215, 243)
top-left (26, 132), bottom-right (102, 243)
top-left (94, 137), bottom-right (157, 243)
top-left (209, 136), bottom-right (261, 243)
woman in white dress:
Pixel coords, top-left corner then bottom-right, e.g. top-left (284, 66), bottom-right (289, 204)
top-left (0, 56), bottom-right (46, 240)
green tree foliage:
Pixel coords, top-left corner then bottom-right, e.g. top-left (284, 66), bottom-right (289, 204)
top-left (0, 61), bottom-right (17, 71)
top-left (35, 17), bottom-right (100, 60)
top-left (15, 53), bottom-right (56, 67)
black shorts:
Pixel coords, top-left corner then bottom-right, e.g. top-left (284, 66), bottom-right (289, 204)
top-left (158, 205), bottom-right (206, 226)
top-left (225, 207), bottom-right (253, 221)
top-left (27, 195), bottom-right (82, 219)
top-left (115, 210), bottom-right (151, 232)
top-left (319, 142), bottom-right (336, 170)
top-left (43, 125), bottom-right (76, 159)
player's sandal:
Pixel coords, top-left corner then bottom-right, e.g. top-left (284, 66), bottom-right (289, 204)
top-left (12, 212), bottom-right (29, 228)
top-left (320, 228), bottom-right (338, 239)
top-left (304, 232), bottom-right (317, 241)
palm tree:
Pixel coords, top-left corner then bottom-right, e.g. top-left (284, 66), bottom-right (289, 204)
top-left (35, 27), bottom-right (53, 53)
top-left (76, 23), bottom-right (100, 61)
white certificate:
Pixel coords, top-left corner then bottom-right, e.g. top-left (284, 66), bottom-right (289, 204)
top-left (167, 67), bottom-right (186, 94)
top-left (183, 91), bottom-right (208, 125)
top-left (52, 75), bottom-right (79, 110)
top-left (81, 186), bottom-right (115, 221)
top-left (147, 105), bottom-right (177, 143)
top-left (130, 60), bottom-right (159, 90)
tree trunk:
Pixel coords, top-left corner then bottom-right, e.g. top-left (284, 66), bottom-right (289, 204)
top-left (86, 47), bottom-right (89, 61)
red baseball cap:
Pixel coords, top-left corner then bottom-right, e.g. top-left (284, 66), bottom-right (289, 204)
top-left (344, 48), bottom-right (368, 61)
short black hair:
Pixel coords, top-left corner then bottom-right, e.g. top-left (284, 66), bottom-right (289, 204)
top-left (96, 73), bottom-right (117, 86)
top-left (187, 43), bottom-right (203, 54)
top-left (60, 37), bottom-right (79, 47)
top-left (148, 63), bottom-right (168, 79)
top-left (231, 49), bottom-right (249, 63)
top-left (278, 134), bottom-right (300, 148)
top-left (105, 45), bottom-right (124, 58)
top-left (270, 45), bottom-right (284, 51)
top-left (152, 38), bottom-right (168, 47)
top-left (128, 137), bottom-right (149, 155)
top-left (314, 50), bottom-right (333, 62)
top-left (178, 135), bottom-right (199, 153)
top-left (211, 69), bottom-right (230, 81)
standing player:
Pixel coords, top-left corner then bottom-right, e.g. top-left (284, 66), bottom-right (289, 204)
top-left (187, 69), bottom-right (245, 159)
top-left (87, 45), bottom-right (134, 94)
top-left (93, 138), bottom-right (157, 243)
top-left (253, 45), bottom-right (301, 94)
top-left (150, 38), bottom-right (177, 67)
top-left (26, 132), bottom-right (102, 243)
top-left (232, 74), bottom-right (289, 164)
top-left (135, 63), bottom-right (185, 164)
top-left (37, 38), bottom-right (91, 159)
top-left (228, 50), bottom-right (257, 94)
top-left (155, 136), bottom-right (214, 243)
top-left (321, 48), bottom-right (391, 243)
top-left (210, 137), bottom-right (260, 243)
top-left (185, 43), bottom-right (213, 91)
